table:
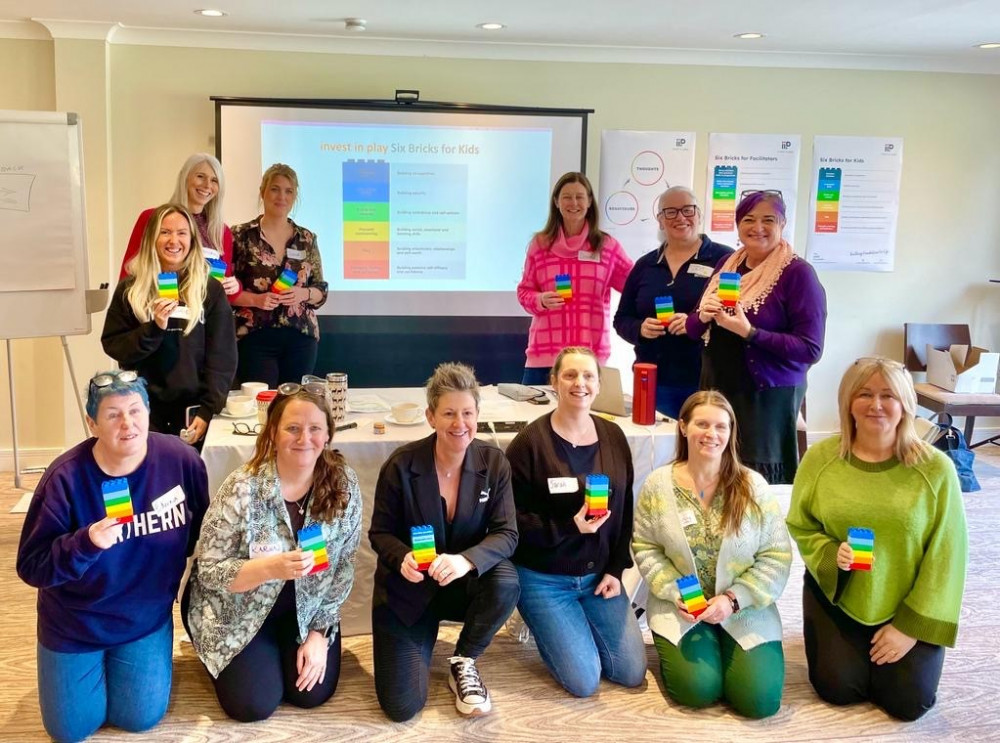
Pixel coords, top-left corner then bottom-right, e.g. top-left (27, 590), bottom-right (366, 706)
top-left (202, 386), bottom-right (676, 635)
top-left (914, 382), bottom-right (1000, 448)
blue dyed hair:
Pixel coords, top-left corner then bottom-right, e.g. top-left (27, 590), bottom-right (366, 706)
top-left (735, 191), bottom-right (786, 225)
top-left (86, 371), bottom-right (150, 420)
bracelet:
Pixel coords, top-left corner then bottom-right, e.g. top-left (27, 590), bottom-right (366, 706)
top-left (745, 326), bottom-right (758, 342)
top-left (724, 589), bottom-right (740, 613)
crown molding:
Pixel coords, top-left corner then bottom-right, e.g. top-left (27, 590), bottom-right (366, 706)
top-left (3, 20), bottom-right (998, 75)
top-left (31, 19), bottom-right (121, 42)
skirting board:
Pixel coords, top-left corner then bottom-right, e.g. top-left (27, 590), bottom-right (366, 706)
top-left (0, 447), bottom-right (64, 474)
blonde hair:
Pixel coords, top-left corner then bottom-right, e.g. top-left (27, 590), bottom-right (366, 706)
top-left (172, 153), bottom-right (225, 250)
top-left (426, 362), bottom-right (480, 412)
top-left (550, 346), bottom-right (601, 383)
top-left (837, 357), bottom-right (933, 466)
top-left (674, 390), bottom-right (760, 536)
top-left (259, 163), bottom-right (299, 213)
top-left (126, 203), bottom-right (208, 336)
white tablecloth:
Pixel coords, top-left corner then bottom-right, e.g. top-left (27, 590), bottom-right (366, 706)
top-left (201, 386), bottom-right (676, 635)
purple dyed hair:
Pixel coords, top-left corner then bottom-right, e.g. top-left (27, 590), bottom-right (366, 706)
top-left (735, 191), bottom-right (786, 224)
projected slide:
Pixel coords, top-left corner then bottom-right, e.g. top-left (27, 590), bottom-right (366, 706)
top-left (261, 122), bottom-right (551, 294)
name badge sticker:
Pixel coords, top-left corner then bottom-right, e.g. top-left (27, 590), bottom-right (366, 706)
top-left (678, 509), bottom-right (698, 528)
top-left (249, 541), bottom-right (283, 559)
top-left (287, 249), bottom-right (306, 261)
top-left (578, 250), bottom-right (600, 263)
top-left (548, 477), bottom-right (579, 494)
top-left (169, 305), bottom-right (191, 321)
top-left (202, 247), bottom-right (221, 261)
top-left (688, 264), bottom-right (714, 278)
top-left (151, 485), bottom-right (186, 515)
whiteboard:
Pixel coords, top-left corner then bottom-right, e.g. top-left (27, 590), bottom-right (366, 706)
top-left (0, 110), bottom-right (90, 339)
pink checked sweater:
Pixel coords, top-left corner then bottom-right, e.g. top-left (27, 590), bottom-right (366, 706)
top-left (516, 226), bottom-right (633, 367)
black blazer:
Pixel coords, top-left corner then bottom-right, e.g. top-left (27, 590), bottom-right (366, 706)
top-left (369, 434), bottom-right (518, 626)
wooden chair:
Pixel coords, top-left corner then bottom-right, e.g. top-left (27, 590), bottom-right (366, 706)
top-left (903, 323), bottom-right (1000, 448)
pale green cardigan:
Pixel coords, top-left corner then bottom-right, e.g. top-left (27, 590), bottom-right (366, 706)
top-left (633, 464), bottom-right (792, 650)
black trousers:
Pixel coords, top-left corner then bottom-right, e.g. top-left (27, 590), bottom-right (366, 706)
top-left (237, 326), bottom-right (318, 389)
top-left (149, 398), bottom-right (204, 452)
top-left (183, 581), bottom-right (341, 722)
top-left (372, 558), bottom-right (520, 722)
top-left (802, 570), bottom-right (945, 721)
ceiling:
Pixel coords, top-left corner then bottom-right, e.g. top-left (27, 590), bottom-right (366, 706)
top-left (6, 0), bottom-right (1000, 73)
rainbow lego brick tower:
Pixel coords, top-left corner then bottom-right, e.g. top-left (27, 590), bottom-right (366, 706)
top-left (411, 524), bottom-right (438, 571)
top-left (102, 478), bottom-right (134, 524)
top-left (585, 473), bottom-right (610, 518)
top-left (718, 272), bottom-right (741, 308)
top-left (298, 524), bottom-right (330, 575)
top-left (157, 272), bottom-right (179, 300)
top-left (271, 268), bottom-right (297, 293)
top-left (207, 258), bottom-right (226, 280)
top-left (847, 527), bottom-right (874, 571)
top-left (655, 296), bottom-right (674, 325)
top-left (555, 273), bottom-right (572, 302)
top-left (676, 574), bottom-right (708, 617)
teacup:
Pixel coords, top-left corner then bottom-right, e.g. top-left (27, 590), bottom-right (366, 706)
top-left (225, 395), bottom-right (254, 418)
top-left (391, 402), bottom-right (422, 424)
top-left (241, 381), bottom-right (268, 399)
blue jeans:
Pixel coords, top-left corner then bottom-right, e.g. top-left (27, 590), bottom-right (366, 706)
top-left (36, 619), bottom-right (173, 743)
top-left (516, 566), bottom-right (647, 697)
top-left (655, 384), bottom-right (698, 421)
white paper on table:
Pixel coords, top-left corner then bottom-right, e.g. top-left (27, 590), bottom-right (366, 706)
top-left (478, 399), bottom-right (519, 420)
top-left (347, 394), bottom-right (391, 413)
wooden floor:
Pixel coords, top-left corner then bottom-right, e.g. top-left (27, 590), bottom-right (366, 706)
top-left (2, 449), bottom-right (1000, 743)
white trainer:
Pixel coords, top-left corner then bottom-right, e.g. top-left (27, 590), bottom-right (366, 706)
top-left (448, 655), bottom-right (492, 716)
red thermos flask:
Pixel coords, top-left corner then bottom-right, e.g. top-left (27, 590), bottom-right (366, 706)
top-left (632, 363), bottom-right (657, 425)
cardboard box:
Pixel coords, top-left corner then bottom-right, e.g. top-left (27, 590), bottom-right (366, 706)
top-left (926, 344), bottom-right (999, 394)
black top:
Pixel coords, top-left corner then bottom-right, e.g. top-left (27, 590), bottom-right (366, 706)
top-left (702, 259), bottom-right (753, 393)
top-left (614, 235), bottom-right (733, 387)
top-left (369, 434), bottom-right (518, 626)
top-left (101, 277), bottom-right (238, 423)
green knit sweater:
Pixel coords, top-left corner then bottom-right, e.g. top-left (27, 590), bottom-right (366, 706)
top-left (787, 435), bottom-right (967, 647)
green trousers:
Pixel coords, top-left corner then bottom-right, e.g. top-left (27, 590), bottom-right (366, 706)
top-left (653, 624), bottom-right (784, 718)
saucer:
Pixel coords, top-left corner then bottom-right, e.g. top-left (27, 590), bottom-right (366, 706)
top-left (385, 413), bottom-right (424, 426)
top-left (218, 409), bottom-right (257, 419)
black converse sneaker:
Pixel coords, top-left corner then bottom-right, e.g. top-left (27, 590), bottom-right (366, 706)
top-left (448, 655), bottom-right (492, 716)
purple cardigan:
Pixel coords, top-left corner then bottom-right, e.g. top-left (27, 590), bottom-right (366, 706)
top-left (685, 256), bottom-right (827, 389)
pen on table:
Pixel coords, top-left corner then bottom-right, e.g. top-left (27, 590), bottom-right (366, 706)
top-left (335, 422), bottom-right (358, 432)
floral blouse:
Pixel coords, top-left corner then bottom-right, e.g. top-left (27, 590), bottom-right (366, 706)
top-left (231, 216), bottom-right (329, 341)
top-left (185, 459), bottom-right (361, 678)
top-left (675, 482), bottom-right (724, 599)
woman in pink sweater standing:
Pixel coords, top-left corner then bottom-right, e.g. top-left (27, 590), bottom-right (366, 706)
top-left (517, 172), bottom-right (633, 384)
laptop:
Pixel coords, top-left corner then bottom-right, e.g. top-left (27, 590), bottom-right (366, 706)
top-left (592, 366), bottom-right (630, 417)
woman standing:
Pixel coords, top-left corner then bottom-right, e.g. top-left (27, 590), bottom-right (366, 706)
top-left (369, 363), bottom-right (519, 720)
top-left (517, 172), bottom-right (633, 384)
top-left (787, 357), bottom-right (967, 720)
top-left (185, 384), bottom-right (362, 721)
top-left (614, 186), bottom-right (733, 418)
top-left (686, 190), bottom-right (826, 483)
top-left (120, 153), bottom-right (241, 298)
top-left (505, 347), bottom-right (646, 697)
top-left (17, 371), bottom-right (209, 741)
top-left (231, 163), bottom-right (328, 387)
top-left (633, 390), bottom-right (791, 718)
top-left (102, 203), bottom-right (237, 446)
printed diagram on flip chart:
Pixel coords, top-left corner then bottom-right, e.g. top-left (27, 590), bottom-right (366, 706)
top-left (598, 131), bottom-right (696, 261)
top-left (0, 173), bottom-right (34, 212)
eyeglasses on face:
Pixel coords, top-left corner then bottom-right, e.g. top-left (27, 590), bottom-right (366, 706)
top-left (232, 422), bottom-right (263, 436)
top-left (90, 370), bottom-right (139, 392)
top-left (739, 189), bottom-right (783, 201)
top-left (657, 205), bottom-right (698, 220)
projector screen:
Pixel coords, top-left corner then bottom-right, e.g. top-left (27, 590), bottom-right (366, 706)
top-left (216, 99), bottom-right (590, 317)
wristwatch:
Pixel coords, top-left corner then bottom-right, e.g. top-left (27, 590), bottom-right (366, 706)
top-left (724, 590), bottom-right (740, 613)
top-left (745, 326), bottom-right (758, 342)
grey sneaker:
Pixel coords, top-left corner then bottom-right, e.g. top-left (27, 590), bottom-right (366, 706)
top-left (448, 655), bottom-right (492, 716)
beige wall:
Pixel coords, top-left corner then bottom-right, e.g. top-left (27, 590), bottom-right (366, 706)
top-left (0, 39), bottom-right (65, 460)
top-left (6, 38), bottom-right (1000, 452)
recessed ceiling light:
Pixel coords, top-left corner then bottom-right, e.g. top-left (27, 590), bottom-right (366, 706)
top-left (477, 23), bottom-right (505, 31)
top-left (976, 42), bottom-right (1000, 49)
top-left (734, 32), bottom-right (765, 40)
top-left (194, 9), bottom-right (226, 17)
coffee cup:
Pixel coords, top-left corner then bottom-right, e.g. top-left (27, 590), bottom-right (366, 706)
top-left (241, 381), bottom-right (268, 399)
top-left (391, 402), bottom-right (422, 424)
top-left (225, 395), bottom-right (254, 418)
